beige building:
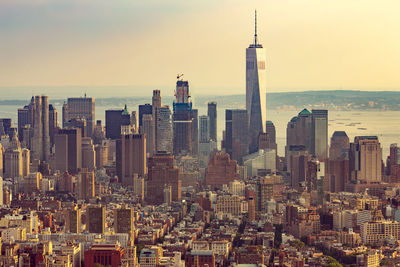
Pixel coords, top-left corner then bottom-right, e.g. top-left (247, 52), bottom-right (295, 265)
top-left (361, 220), bottom-right (400, 245)
top-left (82, 137), bottom-right (96, 171)
top-left (214, 194), bottom-right (243, 216)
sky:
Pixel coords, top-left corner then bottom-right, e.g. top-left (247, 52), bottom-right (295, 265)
top-left (1, 0), bottom-right (400, 97)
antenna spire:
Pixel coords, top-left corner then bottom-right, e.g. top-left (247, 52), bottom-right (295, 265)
top-left (254, 10), bottom-right (258, 45)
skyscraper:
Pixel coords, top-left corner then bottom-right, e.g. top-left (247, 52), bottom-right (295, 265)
top-left (207, 102), bottom-right (217, 142)
top-left (349, 136), bottom-right (382, 184)
top-left (105, 106), bottom-right (131, 140)
top-left (55, 128), bottom-right (82, 174)
top-left (225, 109), bottom-right (248, 163)
top-left (152, 90), bottom-right (161, 151)
top-left (87, 205), bottom-right (105, 234)
top-left (116, 133), bottom-right (147, 185)
top-left (311, 109), bottom-right (328, 160)
top-left (63, 97), bottom-right (95, 137)
top-left (32, 95), bottom-right (50, 162)
top-left (173, 80), bottom-right (194, 155)
top-left (141, 114), bottom-right (155, 156)
top-left (199, 115), bottom-right (210, 143)
top-left (246, 11), bottom-right (267, 153)
top-left (146, 152), bottom-right (181, 205)
top-left (327, 131), bottom-right (350, 192)
top-left (158, 106), bottom-right (173, 153)
top-left (138, 104), bottom-right (152, 128)
top-left (49, 104), bottom-right (58, 146)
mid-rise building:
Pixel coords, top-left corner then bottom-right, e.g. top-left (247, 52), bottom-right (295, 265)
top-left (87, 205), bottom-right (105, 234)
top-left (205, 152), bottom-right (240, 189)
top-left (63, 96), bottom-right (95, 137)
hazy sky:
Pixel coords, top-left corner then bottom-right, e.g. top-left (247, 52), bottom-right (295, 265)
top-left (1, 0), bottom-right (400, 96)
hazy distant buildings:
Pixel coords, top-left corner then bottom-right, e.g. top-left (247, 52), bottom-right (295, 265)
top-left (225, 109), bottom-right (248, 163)
top-left (62, 97), bottom-right (95, 137)
top-left (389, 144), bottom-right (400, 183)
top-left (246, 11), bottom-right (267, 153)
top-left (208, 102), bottom-right (217, 142)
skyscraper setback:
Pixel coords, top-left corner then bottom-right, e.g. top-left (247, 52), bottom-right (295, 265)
top-left (246, 11), bottom-right (267, 153)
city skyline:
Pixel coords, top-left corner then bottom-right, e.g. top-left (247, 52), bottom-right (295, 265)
top-left (1, 0), bottom-right (400, 96)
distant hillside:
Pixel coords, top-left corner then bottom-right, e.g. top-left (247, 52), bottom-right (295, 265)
top-left (1, 90), bottom-right (400, 111)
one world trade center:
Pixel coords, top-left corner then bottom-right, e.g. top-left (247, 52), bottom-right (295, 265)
top-left (246, 10), bottom-right (267, 153)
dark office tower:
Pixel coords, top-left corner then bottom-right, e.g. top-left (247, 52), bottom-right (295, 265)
top-left (247, 11), bottom-right (267, 154)
top-left (327, 131), bottom-right (350, 192)
top-left (311, 109), bottom-right (328, 160)
top-left (225, 109), bottom-right (248, 163)
top-left (288, 145), bottom-right (309, 190)
top-left (146, 152), bottom-right (181, 205)
top-left (139, 104), bottom-right (152, 128)
top-left (65, 118), bottom-right (87, 137)
top-left (266, 121), bottom-right (277, 148)
top-left (158, 106), bottom-right (173, 153)
top-left (55, 128), bottom-right (82, 174)
top-left (65, 206), bottom-right (81, 233)
top-left (190, 109), bottom-right (199, 154)
top-left (116, 134), bottom-right (147, 186)
top-left (389, 144), bottom-right (400, 183)
top-left (32, 96), bottom-right (50, 162)
top-left (18, 107), bottom-right (29, 140)
top-left (207, 102), bottom-right (217, 142)
top-left (105, 106), bottom-right (131, 140)
top-left (329, 131), bottom-right (349, 160)
top-left (173, 111), bottom-right (193, 155)
top-left (87, 205), bottom-right (105, 234)
top-left (349, 136), bottom-right (382, 184)
top-left (285, 109), bottom-right (313, 165)
top-left (114, 208), bottom-right (135, 243)
top-left (173, 80), bottom-right (194, 155)
top-left (152, 90), bottom-right (161, 151)
top-left (0, 119), bottom-right (12, 137)
top-left (63, 97), bottom-right (95, 137)
top-left (48, 104), bottom-right (58, 146)
top-left (199, 115), bottom-right (210, 143)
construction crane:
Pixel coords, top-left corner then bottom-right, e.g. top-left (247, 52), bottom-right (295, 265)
top-left (177, 73), bottom-right (184, 80)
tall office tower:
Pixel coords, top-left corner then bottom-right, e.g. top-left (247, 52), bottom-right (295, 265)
top-left (0, 118), bottom-right (12, 137)
top-left (114, 208), bottom-right (135, 244)
top-left (152, 90), bottom-right (161, 150)
top-left (79, 169), bottom-right (95, 200)
top-left (289, 146), bottom-right (309, 190)
top-left (65, 118), bottom-right (87, 137)
top-left (327, 131), bottom-right (350, 192)
top-left (255, 177), bottom-right (273, 213)
top-left (311, 109), bottom-right (328, 160)
top-left (246, 11), bottom-right (267, 153)
top-left (141, 114), bottom-right (155, 156)
top-left (146, 152), bottom-right (181, 205)
top-left (389, 144), bottom-right (400, 183)
top-left (349, 136), bottom-right (382, 184)
top-left (63, 97), bottom-right (95, 137)
top-left (105, 106), bottom-right (131, 140)
top-left (4, 133), bottom-right (23, 178)
top-left (87, 205), bottom-right (105, 234)
top-left (18, 107), bottom-right (29, 140)
top-left (139, 104), bottom-right (152, 128)
top-left (32, 95), bottom-right (50, 162)
top-left (95, 141), bottom-right (109, 169)
top-left (285, 109), bottom-right (313, 163)
top-left (158, 106), bottom-right (173, 153)
top-left (55, 128), bottom-right (82, 174)
top-left (93, 120), bottom-right (106, 144)
top-left (22, 148), bottom-right (30, 177)
top-left (225, 109), bottom-right (249, 163)
top-left (266, 121), bottom-right (277, 150)
top-left (131, 111), bottom-right (138, 133)
top-left (65, 206), bottom-right (81, 233)
top-left (191, 109), bottom-right (199, 154)
top-left (173, 79), bottom-right (196, 156)
top-left (199, 115), bottom-right (210, 143)
top-left (0, 177), bottom-right (3, 206)
top-left (116, 134), bottom-right (147, 186)
top-left (207, 102), bottom-right (217, 142)
top-left (205, 152), bottom-right (240, 189)
top-left (48, 104), bottom-right (58, 146)
top-left (82, 137), bottom-right (96, 171)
